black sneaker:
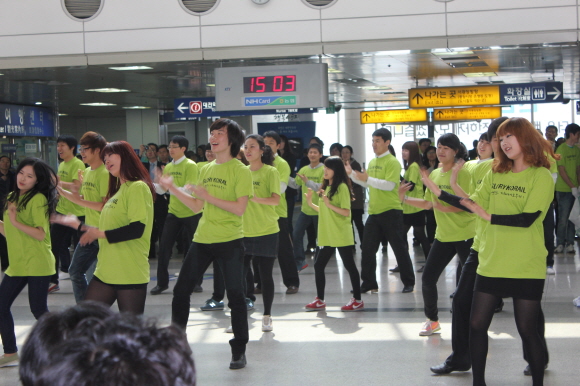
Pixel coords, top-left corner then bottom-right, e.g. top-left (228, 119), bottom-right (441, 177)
top-left (150, 285), bottom-right (168, 295)
top-left (230, 354), bottom-right (247, 370)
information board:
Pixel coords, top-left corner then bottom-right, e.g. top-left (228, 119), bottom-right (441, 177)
top-left (360, 109), bottom-right (427, 124)
top-left (0, 103), bottom-right (54, 137)
top-left (433, 107), bottom-right (502, 121)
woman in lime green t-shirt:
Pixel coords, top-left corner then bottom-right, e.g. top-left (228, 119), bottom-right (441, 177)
top-left (0, 158), bottom-right (58, 367)
top-left (304, 156), bottom-right (363, 312)
top-left (242, 134), bottom-right (280, 332)
top-left (52, 141), bottom-right (155, 315)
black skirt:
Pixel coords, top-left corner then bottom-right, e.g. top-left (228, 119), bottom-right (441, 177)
top-left (474, 274), bottom-right (544, 301)
top-left (244, 233), bottom-right (279, 258)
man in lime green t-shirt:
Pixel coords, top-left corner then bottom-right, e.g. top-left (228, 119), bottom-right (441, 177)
top-left (50, 135), bottom-right (86, 292)
top-left (555, 123), bottom-right (580, 253)
top-left (346, 128), bottom-right (415, 294)
top-left (150, 135), bottom-right (201, 295)
top-left (160, 119), bottom-right (252, 370)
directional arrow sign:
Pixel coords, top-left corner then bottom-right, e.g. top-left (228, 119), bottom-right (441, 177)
top-left (499, 82), bottom-right (563, 104)
top-left (409, 86), bottom-right (500, 108)
top-left (433, 107), bottom-right (502, 121)
top-left (360, 109), bottom-right (427, 124)
top-left (177, 103), bottom-right (188, 114)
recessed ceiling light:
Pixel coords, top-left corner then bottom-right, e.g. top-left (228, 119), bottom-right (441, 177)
top-left (464, 72), bottom-right (497, 77)
top-left (359, 86), bottom-right (392, 90)
top-left (328, 68), bottom-right (343, 73)
top-left (433, 50), bottom-right (475, 56)
top-left (35, 102), bottom-right (42, 105)
top-left (85, 88), bottom-right (130, 93)
top-left (0, 73), bottom-right (4, 76)
top-left (206, 84), bottom-right (216, 87)
top-left (58, 113), bottom-right (68, 116)
top-left (80, 103), bottom-right (117, 106)
top-left (122, 106), bottom-right (151, 109)
top-left (108, 66), bottom-right (153, 71)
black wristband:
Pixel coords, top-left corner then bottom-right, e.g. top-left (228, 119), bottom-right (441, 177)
top-left (77, 222), bottom-right (84, 232)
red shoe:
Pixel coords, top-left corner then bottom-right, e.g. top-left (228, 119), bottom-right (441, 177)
top-left (305, 297), bottom-right (326, 311)
top-left (341, 298), bottom-right (364, 312)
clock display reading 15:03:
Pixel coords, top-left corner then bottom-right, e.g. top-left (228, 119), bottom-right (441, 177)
top-left (243, 75), bottom-right (297, 93)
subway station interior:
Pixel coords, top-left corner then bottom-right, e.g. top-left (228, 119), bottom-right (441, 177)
top-left (1, 1), bottom-right (580, 385)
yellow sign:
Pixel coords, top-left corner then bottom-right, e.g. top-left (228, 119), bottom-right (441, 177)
top-left (409, 86), bottom-right (500, 108)
top-left (433, 107), bottom-right (502, 121)
top-left (360, 109), bottom-right (427, 124)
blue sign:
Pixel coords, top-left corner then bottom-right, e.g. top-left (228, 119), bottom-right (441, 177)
top-left (173, 97), bottom-right (316, 121)
top-left (0, 103), bottom-right (54, 137)
top-left (499, 82), bottom-right (563, 105)
top-left (1, 144), bottom-right (17, 153)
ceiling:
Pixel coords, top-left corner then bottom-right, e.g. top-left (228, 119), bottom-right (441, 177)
top-left (0, 42), bottom-right (578, 119)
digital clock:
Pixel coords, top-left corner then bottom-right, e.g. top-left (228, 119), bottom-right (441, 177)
top-left (243, 75), bottom-right (297, 93)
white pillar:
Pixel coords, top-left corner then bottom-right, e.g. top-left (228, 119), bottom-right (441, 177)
top-left (126, 109), bottom-right (160, 148)
top-left (344, 108), bottom-right (366, 166)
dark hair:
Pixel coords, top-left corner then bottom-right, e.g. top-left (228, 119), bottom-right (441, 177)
top-left (100, 141), bottom-right (155, 201)
top-left (20, 303), bottom-right (196, 386)
top-left (320, 156), bottom-right (354, 201)
top-left (158, 144), bottom-right (168, 151)
top-left (57, 135), bottom-right (78, 156)
top-left (6, 158), bottom-right (57, 217)
top-left (565, 123), bottom-right (580, 139)
top-left (170, 135), bottom-right (188, 149)
top-left (487, 117), bottom-right (509, 139)
top-left (422, 145), bottom-right (439, 168)
top-left (372, 128), bottom-right (392, 142)
top-left (388, 144), bottom-right (396, 158)
top-left (343, 145), bottom-right (354, 156)
top-left (210, 118), bottom-right (245, 158)
top-left (472, 139), bottom-right (479, 147)
top-left (437, 133), bottom-right (466, 161)
top-left (245, 134), bottom-right (274, 166)
top-left (0, 155), bottom-right (10, 164)
top-left (263, 131), bottom-right (281, 145)
top-left (329, 143), bottom-right (343, 154)
top-left (545, 125), bottom-right (558, 133)
top-left (418, 138), bottom-right (431, 146)
top-left (185, 150), bottom-right (197, 161)
top-left (237, 149), bottom-right (249, 165)
top-left (308, 143), bottom-right (323, 155)
top-left (79, 131), bottom-right (107, 152)
top-left (146, 143), bottom-right (158, 153)
top-left (479, 133), bottom-right (489, 142)
top-left (205, 143), bottom-right (211, 150)
top-left (309, 136), bottom-right (324, 150)
top-left (402, 141), bottom-right (422, 170)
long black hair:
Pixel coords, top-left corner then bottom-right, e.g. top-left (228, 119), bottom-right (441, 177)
top-left (437, 133), bottom-right (467, 161)
top-left (5, 157), bottom-right (57, 217)
top-left (422, 145), bottom-right (439, 168)
top-left (319, 156), bottom-right (354, 201)
top-left (245, 134), bottom-right (274, 166)
top-left (402, 141), bottom-right (422, 170)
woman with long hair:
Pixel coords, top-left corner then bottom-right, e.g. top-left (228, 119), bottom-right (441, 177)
top-left (341, 145), bottom-right (365, 248)
top-left (399, 133), bottom-right (476, 336)
top-left (422, 145), bottom-right (439, 173)
top-left (304, 156), bottom-right (363, 312)
top-left (52, 141), bottom-right (155, 315)
top-left (0, 158), bottom-right (58, 367)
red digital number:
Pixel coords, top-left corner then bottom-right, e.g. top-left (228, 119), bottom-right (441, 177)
top-left (285, 75), bottom-right (296, 92)
top-left (273, 76), bottom-right (283, 92)
top-left (255, 77), bottom-right (266, 93)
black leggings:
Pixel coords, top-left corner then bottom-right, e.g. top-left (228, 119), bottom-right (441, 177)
top-left (315, 246), bottom-right (361, 300)
top-left (351, 209), bottom-right (365, 244)
top-left (403, 211), bottom-right (430, 258)
top-left (85, 277), bottom-right (147, 315)
top-left (470, 291), bottom-right (545, 386)
top-left (244, 256), bottom-right (275, 315)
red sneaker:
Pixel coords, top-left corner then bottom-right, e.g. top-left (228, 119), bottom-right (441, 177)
top-left (341, 298), bottom-right (364, 312)
top-left (305, 297), bottom-right (326, 311)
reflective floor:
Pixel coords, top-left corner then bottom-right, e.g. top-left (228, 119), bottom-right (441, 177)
top-left (1, 237), bottom-right (579, 385)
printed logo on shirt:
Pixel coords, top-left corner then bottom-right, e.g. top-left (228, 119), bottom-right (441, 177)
top-left (491, 183), bottom-right (526, 194)
top-left (368, 165), bottom-right (382, 172)
top-left (438, 184), bottom-right (452, 191)
top-left (253, 181), bottom-right (261, 187)
top-left (203, 177), bottom-right (227, 190)
top-left (170, 171), bottom-right (183, 176)
top-left (83, 181), bottom-right (97, 189)
top-left (104, 198), bottom-right (118, 209)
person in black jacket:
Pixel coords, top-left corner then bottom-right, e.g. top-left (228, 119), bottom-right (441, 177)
top-left (142, 143), bottom-right (168, 260)
top-left (0, 156), bottom-right (15, 271)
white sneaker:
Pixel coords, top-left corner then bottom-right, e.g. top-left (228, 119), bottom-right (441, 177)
top-left (554, 245), bottom-right (564, 253)
top-left (565, 244), bottom-right (575, 253)
top-left (262, 315), bottom-right (273, 332)
top-left (547, 266), bottom-right (556, 275)
top-left (225, 326), bottom-right (233, 333)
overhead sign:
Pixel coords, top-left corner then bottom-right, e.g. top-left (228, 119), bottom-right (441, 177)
top-left (173, 97), bottom-right (317, 120)
top-left (409, 82), bottom-right (564, 108)
top-left (360, 109), bottom-right (427, 124)
top-left (1, 144), bottom-right (17, 153)
top-left (0, 103), bottom-right (54, 137)
top-left (433, 107), bottom-right (502, 121)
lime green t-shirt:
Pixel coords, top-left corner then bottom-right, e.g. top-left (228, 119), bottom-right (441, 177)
top-left (555, 143), bottom-right (580, 192)
top-left (273, 155), bottom-right (290, 218)
top-left (295, 164), bottom-right (324, 216)
top-left (367, 154), bottom-right (403, 215)
top-left (81, 164), bottom-right (110, 227)
top-left (463, 159), bottom-right (479, 174)
top-left (243, 165), bottom-right (280, 237)
top-left (193, 158), bottom-right (253, 244)
top-left (4, 193), bottom-right (55, 277)
top-left (96, 181), bottom-right (153, 285)
top-left (425, 167), bottom-right (476, 242)
top-left (470, 160), bottom-right (493, 252)
top-left (56, 157), bottom-right (86, 216)
top-left (402, 162), bottom-right (423, 215)
top-left (317, 183), bottom-right (354, 247)
top-left (164, 159), bottom-right (200, 218)
top-left (472, 166), bottom-right (554, 279)
top-left (197, 161), bottom-right (208, 169)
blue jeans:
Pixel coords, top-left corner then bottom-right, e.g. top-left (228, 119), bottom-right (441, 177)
top-left (69, 240), bottom-right (99, 304)
top-left (0, 274), bottom-right (50, 354)
top-left (292, 212), bottom-right (318, 270)
top-left (556, 192), bottom-right (575, 246)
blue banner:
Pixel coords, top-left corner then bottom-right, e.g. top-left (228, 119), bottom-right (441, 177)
top-left (1, 144), bottom-right (17, 153)
top-left (0, 103), bottom-right (54, 137)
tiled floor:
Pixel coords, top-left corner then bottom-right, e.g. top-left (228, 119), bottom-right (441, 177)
top-left (1, 241), bottom-right (579, 385)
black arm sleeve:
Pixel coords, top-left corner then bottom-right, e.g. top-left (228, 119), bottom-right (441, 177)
top-left (104, 221), bottom-right (146, 244)
top-left (490, 211), bottom-right (541, 228)
top-left (437, 190), bottom-right (473, 213)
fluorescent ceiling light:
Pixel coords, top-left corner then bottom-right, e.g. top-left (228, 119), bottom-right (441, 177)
top-left (206, 84), bottom-right (215, 87)
top-left (35, 102), bottom-right (42, 105)
top-left (464, 72), bottom-right (497, 77)
top-left (328, 68), bottom-right (343, 73)
top-left (108, 66), bottom-right (152, 71)
top-left (433, 50), bottom-right (475, 56)
top-left (80, 103), bottom-right (117, 106)
top-left (85, 88), bottom-right (130, 93)
top-left (122, 106), bottom-right (151, 109)
top-left (58, 113), bottom-right (68, 116)
top-left (374, 50), bottom-right (411, 56)
top-left (359, 86), bottom-right (392, 90)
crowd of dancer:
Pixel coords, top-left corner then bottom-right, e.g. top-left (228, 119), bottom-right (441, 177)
top-left (0, 116), bottom-right (570, 385)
